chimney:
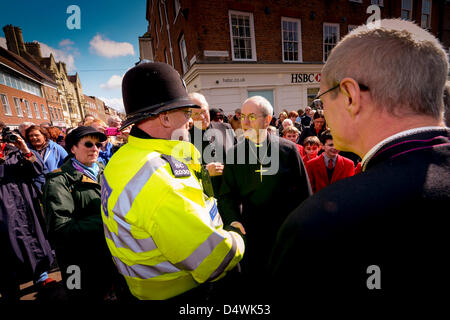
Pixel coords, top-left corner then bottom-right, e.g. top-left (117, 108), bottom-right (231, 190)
top-left (25, 41), bottom-right (42, 59)
top-left (3, 24), bottom-right (26, 55)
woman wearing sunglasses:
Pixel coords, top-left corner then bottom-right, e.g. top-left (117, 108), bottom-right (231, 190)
top-left (42, 126), bottom-right (118, 301)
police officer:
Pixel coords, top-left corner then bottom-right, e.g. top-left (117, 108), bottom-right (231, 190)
top-left (101, 62), bottom-right (245, 300)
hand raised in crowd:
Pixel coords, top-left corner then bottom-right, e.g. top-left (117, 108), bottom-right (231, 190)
top-left (9, 132), bottom-right (31, 155)
top-left (206, 162), bottom-right (224, 177)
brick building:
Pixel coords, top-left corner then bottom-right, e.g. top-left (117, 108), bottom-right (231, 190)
top-left (0, 46), bottom-right (63, 129)
top-left (83, 94), bottom-right (108, 123)
top-left (142, 0), bottom-right (450, 115)
top-left (3, 25), bottom-right (85, 127)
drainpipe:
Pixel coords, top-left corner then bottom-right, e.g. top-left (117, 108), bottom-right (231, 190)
top-left (162, 0), bottom-right (175, 67)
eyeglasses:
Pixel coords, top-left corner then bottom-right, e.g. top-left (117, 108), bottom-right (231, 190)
top-left (191, 110), bottom-right (208, 117)
top-left (84, 141), bottom-right (102, 148)
top-left (315, 82), bottom-right (369, 102)
top-left (182, 110), bottom-right (193, 119)
top-left (241, 113), bottom-right (265, 121)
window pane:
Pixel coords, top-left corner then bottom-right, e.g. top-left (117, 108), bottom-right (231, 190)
top-left (402, 0), bottom-right (412, 10)
top-left (423, 0), bottom-right (431, 14)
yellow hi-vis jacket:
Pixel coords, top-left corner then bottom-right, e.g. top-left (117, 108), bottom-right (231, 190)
top-left (101, 135), bottom-right (245, 300)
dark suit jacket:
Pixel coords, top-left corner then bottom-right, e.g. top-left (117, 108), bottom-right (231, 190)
top-left (217, 134), bottom-right (311, 277)
top-left (269, 128), bottom-right (450, 303)
top-left (189, 122), bottom-right (236, 194)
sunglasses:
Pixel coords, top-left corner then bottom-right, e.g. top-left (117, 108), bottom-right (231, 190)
top-left (83, 141), bottom-right (102, 148)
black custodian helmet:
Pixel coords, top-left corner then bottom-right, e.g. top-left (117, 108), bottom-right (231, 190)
top-left (120, 61), bottom-right (200, 129)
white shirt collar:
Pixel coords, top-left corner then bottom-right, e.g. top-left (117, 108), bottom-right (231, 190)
top-left (361, 126), bottom-right (447, 172)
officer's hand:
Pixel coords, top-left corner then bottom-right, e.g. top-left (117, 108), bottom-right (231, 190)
top-left (206, 162), bottom-right (224, 177)
top-left (231, 221), bottom-right (246, 235)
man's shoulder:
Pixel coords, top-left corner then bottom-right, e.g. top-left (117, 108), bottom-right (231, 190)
top-left (210, 121), bottom-right (233, 132)
top-left (338, 154), bottom-right (355, 166)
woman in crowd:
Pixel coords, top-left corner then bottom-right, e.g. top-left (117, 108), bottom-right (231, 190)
top-left (275, 111), bottom-right (288, 133)
top-left (25, 125), bottom-right (67, 173)
top-left (0, 122), bottom-right (55, 300)
top-left (46, 126), bottom-right (66, 148)
top-left (298, 110), bottom-right (327, 146)
top-left (42, 126), bottom-right (117, 301)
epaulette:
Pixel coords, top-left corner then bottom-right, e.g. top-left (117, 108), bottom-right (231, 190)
top-left (160, 154), bottom-right (191, 178)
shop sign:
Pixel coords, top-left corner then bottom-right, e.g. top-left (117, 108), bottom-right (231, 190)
top-left (291, 73), bottom-right (321, 83)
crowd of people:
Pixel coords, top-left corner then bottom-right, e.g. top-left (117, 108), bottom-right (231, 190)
top-left (0, 18), bottom-right (449, 306)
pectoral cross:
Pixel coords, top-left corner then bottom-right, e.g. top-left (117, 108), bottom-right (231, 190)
top-left (255, 164), bottom-right (268, 182)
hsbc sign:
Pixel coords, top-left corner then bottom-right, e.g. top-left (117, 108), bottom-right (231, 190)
top-left (291, 73), bottom-right (321, 83)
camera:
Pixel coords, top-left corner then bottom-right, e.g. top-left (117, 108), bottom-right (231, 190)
top-left (104, 127), bottom-right (120, 136)
top-left (1, 127), bottom-right (19, 143)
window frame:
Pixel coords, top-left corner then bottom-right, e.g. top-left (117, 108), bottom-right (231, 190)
top-left (0, 93), bottom-right (13, 116)
top-left (24, 99), bottom-right (33, 118)
top-left (401, 0), bottom-right (413, 20)
top-left (421, 0), bottom-right (432, 29)
top-left (370, 0), bottom-right (384, 6)
top-left (13, 97), bottom-right (23, 118)
top-left (41, 104), bottom-right (48, 120)
top-left (281, 17), bottom-right (303, 63)
top-left (33, 102), bottom-right (41, 119)
top-left (229, 10), bottom-right (257, 62)
top-left (179, 34), bottom-right (189, 74)
top-left (323, 23), bottom-right (340, 62)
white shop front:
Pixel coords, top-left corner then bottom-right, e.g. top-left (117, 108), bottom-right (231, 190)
top-left (184, 63), bottom-right (324, 117)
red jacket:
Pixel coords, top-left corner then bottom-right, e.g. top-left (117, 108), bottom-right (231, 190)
top-left (295, 144), bottom-right (305, 157)
top-left (306, 154), bottom-right (355, 193)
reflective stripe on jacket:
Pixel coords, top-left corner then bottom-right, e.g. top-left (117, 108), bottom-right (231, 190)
top-left (101, 136), bottom-right (244, 300)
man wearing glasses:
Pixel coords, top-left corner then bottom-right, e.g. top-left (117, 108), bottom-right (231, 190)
top-left (270, 19), bottom-right (450, 303)
top-left (217, 96), bottom-right (311, 298)
top-left (101, 62), bottom-right (244, 300)
top-left (189, 92), bottom-right (236, 194)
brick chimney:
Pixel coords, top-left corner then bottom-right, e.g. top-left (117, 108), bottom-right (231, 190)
top-left (25, 41), bottom-right (42, 59)
top-left (3, 24), bottom-right (26, 55)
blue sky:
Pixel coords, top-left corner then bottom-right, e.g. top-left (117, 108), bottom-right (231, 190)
top-left (0, 0), bottom-right (148, 112)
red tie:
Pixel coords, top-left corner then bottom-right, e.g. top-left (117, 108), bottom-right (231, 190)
top-left (328, 159), bottom-right (333, 169)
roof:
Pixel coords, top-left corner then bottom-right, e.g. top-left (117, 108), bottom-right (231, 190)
top-left (0, 46), bottom-right (57, 86)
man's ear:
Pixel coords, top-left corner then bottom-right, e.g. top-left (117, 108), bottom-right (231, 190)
top-left (340, 77), bottom-right (362, 117)
top-left (265, 115), bottom-right (272, 127)
top-left (159, 112), bottom-right (171, 128)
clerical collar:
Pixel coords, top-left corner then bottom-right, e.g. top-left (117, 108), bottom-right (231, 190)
top-left (361, 126), bottom-right (448, 172)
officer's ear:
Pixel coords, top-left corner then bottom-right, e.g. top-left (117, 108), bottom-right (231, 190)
top-left (159, 112), bottom-right (171, 128)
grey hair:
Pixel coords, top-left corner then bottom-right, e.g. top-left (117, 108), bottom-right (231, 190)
top-left (244, 96), bottom-right (273, 117)
top-left (19, 122), bottom-right (35, 130)
top-left (189, 92), bottom-right (209, 109)
top-left (322, 19), bottom-right (449, 119)
top-left (107, 115), bottom-right (122, 127)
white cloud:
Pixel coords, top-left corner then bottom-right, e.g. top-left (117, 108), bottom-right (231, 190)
top-left (99, 97), bottom-right (124, 112)
top-left (38, 41), bottom-right (77, 72)
top-left (0, 37), bottom-right (7, 49)
top-left (89, 34), bottom-right (135, 58)
top-left (100, 74), bottom-right (123, 90)
top-left (59, 39), bottom-right (75, 47)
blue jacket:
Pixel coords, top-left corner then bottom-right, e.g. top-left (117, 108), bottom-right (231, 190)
top-left (97, 141), bottom-right (113, 166)
top-left (34, 140), bottom-right (68, 173)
